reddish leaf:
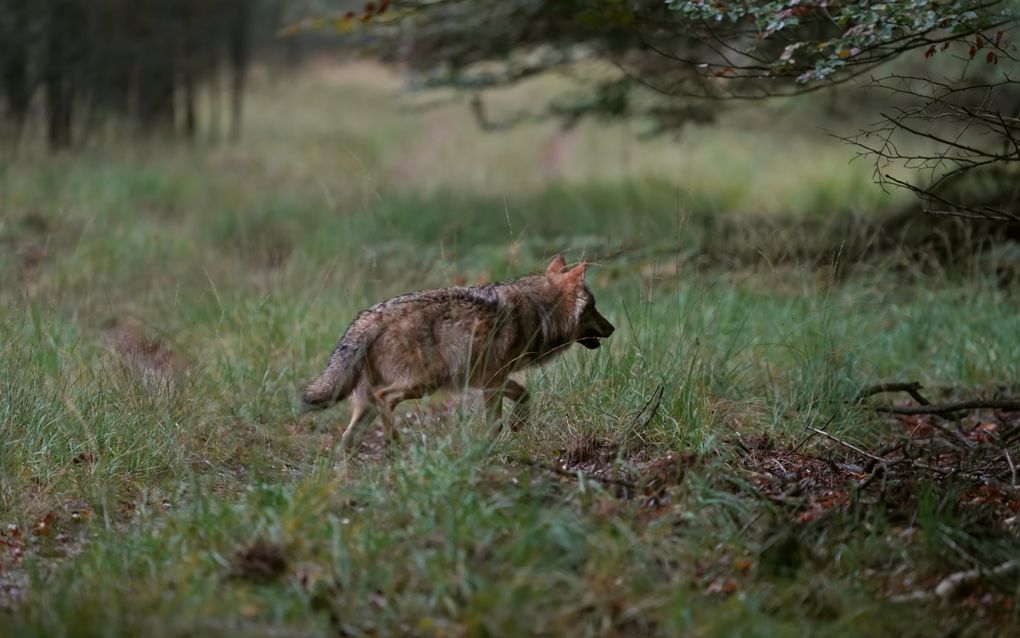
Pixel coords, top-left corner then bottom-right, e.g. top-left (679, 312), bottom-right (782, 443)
top-left (33, 512), bottom-right (57, 536)
top-left (924, 46), bottom-right (936, 59)
top-left (705, 578), bottom-right (739, 595)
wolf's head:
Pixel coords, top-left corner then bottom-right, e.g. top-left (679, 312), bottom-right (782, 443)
top-left (545, 255), bottom-right (615, 350)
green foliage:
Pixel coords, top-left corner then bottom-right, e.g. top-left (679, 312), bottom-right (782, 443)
top-left (668, 0), bottom-right (1017, 81)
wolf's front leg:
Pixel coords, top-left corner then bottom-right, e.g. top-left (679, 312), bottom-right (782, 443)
top-left (503, 379), bottom-right (530, 432)
top-left (484, 388), bottom-right (505, 438)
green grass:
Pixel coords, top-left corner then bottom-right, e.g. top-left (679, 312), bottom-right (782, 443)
top-left (1, 62), bottom-right (1018, 636)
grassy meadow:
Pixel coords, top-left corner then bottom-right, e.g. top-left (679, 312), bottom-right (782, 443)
top-left (1, 61), bottom-right (1019, 636)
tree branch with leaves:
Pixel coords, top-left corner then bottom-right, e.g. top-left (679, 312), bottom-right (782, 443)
top-left (308, 0), bottom-right (1020, 220)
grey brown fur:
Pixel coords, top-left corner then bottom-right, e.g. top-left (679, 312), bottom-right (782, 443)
top-left (302, 255), bottom-right (615, 450)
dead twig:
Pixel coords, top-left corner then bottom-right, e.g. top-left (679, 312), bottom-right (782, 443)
top-left (920, 419), bottom-right (976, 450)
top-left (808, 427), bottom-right (888, 464)
top-left (856, 381), bottom-right (931, 405)
top-left (855, 442), bottom-right (907, 494)
top-left (790, 412), bottom-right (837, 454)
top-left (1006, 448), bottom-right (1017, 490)
top-left (855, 461), bottom-right (894, 493)
top-left (862, 442), bottom-right (905, 474)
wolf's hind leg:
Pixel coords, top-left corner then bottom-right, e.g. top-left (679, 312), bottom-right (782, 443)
top-left (373, 383), bottom-right (427, 442)
top-left (338, 392), bottom-right (378, 452)
top-left (503, 380), bottom-right (530, 432)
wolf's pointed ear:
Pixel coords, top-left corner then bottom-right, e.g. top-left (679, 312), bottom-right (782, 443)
top-left (546, 255), bottom-right (567, 275)
top-left (565, 260), bottom-right (588, 282)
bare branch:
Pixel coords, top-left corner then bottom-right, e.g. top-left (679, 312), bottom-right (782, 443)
top-left (874, 399), bottom-right (1020, 416)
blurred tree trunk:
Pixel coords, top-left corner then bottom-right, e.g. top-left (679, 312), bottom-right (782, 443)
top-left (3, 0), bottom-right (265, 150)
top-left (2, 0), bottom-right (32, 137)
top-left (229, 0), bottom-right (250, 141)
top-left (97, 0), bottom-right (135, 118)
top-left (135, 0), bottom-right (176, 134)
top-left (45, 0), bottom-right (76, 149)
top-left (180, 0), bottom-right (198, 139)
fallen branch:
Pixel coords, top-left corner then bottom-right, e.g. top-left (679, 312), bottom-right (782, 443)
top-left (857, 382), bottom-right (931, 405)
top-left (504, 454), bottom-right (637, 490)
top-left (859, 381), bottom-right (1020, 419)
top-left (920, 419), bottom-right (975, 449)
top-left (936, 560), bottom-right (1020, 599)
top-left (874, 399), bottom-right (1020, 416)
top-left (893, 560), bottom-right (1020, 602)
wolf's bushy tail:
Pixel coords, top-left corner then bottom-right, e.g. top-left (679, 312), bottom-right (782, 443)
top-left (302, 314), bottom-right (381, 410)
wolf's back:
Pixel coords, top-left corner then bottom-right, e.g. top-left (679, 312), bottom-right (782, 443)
top-left (302, 312), bottom-right (382, 410)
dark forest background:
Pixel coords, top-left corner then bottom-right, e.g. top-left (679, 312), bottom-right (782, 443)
top-left (0, 1), bottom-right (369, 148)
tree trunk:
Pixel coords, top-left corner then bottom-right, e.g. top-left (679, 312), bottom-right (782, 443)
top-left (45, 0), bottom-right (75, 150)
top-left (2, 0), bottom-right (32, 136)
top-left (228, 0), bottom-right (250, 141)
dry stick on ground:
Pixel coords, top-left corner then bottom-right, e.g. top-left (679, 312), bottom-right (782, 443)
top-left (908, 460), bottom-right (1012, 488)
top-left (860, 381), bottom-right (1020, 446)
top-left (790, 412), bottom-right (839, 454)
top-left (919, 419), bottom-right (975, 450)
top-left (874, 399), bottom-right (1020, 416)
top-left (504, 454), bottom-right (638, 491)
top-left (856, 442), bottom-right (907, 493)
top-left (855, 460), bottom-right (900, 493)
top-left (808, 427), bottom-right (889, 464)
top-left (857, 380), bottom-right (1020, 415)
top-left (862, 442), bottom-right (905, 474)
top-left (806, 427), bottom-right (904, 496)
top-left (856, 382), bottom-right (931, 405)
top-left (893, 560), bottom-right (1020, 602)
top-left (1005, 449), bottom-right (1017, 490)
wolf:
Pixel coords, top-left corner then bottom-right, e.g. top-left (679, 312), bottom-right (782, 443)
top-left (302, 255), bottom-right (615, 450)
